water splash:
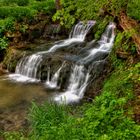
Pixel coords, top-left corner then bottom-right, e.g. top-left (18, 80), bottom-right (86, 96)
top-left (69, 21), bottom-right (96, 40)
top-left (9, 54), bottom-right (42, 82)
top-left (46, 63), bottom-right (65, 89)
top-left (54, 65), bottom-right (90, 104)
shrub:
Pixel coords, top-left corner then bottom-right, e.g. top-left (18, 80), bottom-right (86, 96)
top-left (0, 0), bottom-right (29, 6)
top-left (0, 6), bottom-right (37, 21)
top-left (31, 1), bottom-right (55, 14)
top-left (29, 102), bottom-right (75, 140)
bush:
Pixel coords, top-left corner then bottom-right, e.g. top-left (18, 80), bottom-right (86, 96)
top-left (0, 6), bottom-right (37, 21)
top-left (0, 0), bottom-right (29, 6)
top-left (31, 1), bottom-right (55, 14)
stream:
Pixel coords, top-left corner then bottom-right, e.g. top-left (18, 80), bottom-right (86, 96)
top-left (0, 21), bottom-right (115, 131)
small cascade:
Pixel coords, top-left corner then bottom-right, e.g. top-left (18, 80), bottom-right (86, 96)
top-left (54, 22), bottom-right (116, 104)
top-left (9, 54), bottom-right (42, 82)
top-left (46, 63), bottom-right (65, 89)
top-left (54, 65), bottom-right (90, 104)
top-left (69, 21), bottom-right (95, 40)
top-left (38, 21), bottom-right (96, 53)
top-left (80, 22), bottom-right (116, 65)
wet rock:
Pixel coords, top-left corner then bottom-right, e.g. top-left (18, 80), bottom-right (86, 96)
top-left (0, 49), bottom-right (6, 62)
top-left (43, 24), bottom-right (68, 39)
top-left (2, 48), bottom-right (28, 72)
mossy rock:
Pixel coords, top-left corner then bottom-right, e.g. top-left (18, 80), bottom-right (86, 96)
top-left (2, 48), bottom-right (27, 72)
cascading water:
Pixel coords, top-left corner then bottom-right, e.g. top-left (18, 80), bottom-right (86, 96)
top-left (54, 22), bottom-right (116, 104)
top-left (38, 21), bottom-right (96, 53)
top-left (46, 62), bottom-right (65, 89)
top-left (54, 65), bottom-right (90, 104)
top-left (9, 21), bottom-right (95, 82)
top-left (69, 21), bottom-right (95, 40)
top-left (9, 54), bottom-right (42, 82)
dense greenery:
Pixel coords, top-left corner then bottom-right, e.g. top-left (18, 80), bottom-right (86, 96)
top-left (53, 0), bottom-right (140, 28)
top-left (0, 0), bottom-right (55, 50)
top-left (127, 0), bottom-right (140, 20)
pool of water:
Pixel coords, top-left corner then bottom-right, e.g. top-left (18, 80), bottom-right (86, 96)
top-left (0, 75), bottom-right (53, 110)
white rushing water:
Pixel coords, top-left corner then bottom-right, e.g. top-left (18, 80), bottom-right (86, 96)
top-left (46, 62), bottom-right (65, 89)
top-left (54, 65), bottom-right (90, 104)
top-left (54, 22), bottom-right (116, 104)
top-left (9, 21), bottom-right (95, 82)
top-left (37, 21), bottom-right (96, 54)
top-left (8, 22), bottom-right (116, 105)
top-left (9, 54), bottom-right (42, 82)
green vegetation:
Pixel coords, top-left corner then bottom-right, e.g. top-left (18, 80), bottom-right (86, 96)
top-left (27, 60), bottom-right (140, 139)
top-left (53, 0), bottom-right (140, 28)
top-left (127, 0), bottom-right (140, 21)
top-left (0, 0), bottom-right (55, 51)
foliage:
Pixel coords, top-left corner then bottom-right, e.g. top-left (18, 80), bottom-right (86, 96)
top-left (104, 0), bottom-right (128, 15)
top-left (53, 0), bottom-right (128, 27)
top-left (29, 102), bottom-right (75, 140)
top-left (0, 7), bottom-right (37, 21)
top-left (0, 37), bottom-right (8, 50)
top-left (0, 17), bottom-right (15, 33)
top-left (0, 0), bottom-right (55, 52)
top-left (0, 0), bottom-right (29, 6)
top-left (31, 0), bottom-right (55, 14)
top-left (53, 0), bottom-right (140, 28)
top-left (2, 131), bottom-right (27, 140)
top-left (127, 0), bottom-right (140, 21)
top-left (110, 30), bottom-right (137, 68)
top-left (53, 0), bottom-right (107, 28)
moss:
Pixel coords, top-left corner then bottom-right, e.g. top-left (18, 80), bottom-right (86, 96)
top-left (2, 48), bottom-right (27, 72)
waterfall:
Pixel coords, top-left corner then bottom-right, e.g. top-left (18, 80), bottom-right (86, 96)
top-left (8, 21), bottom-right (116, 105)
top-left (45, 63), bottom-right (65, 89)
top-left (9, 21), bottom-right (95, 82)
top-left (69, 21), bottom-right (96, 40)
top-left (54, 22), bottom-right (116, 104)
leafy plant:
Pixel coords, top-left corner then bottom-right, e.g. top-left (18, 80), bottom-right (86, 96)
top-left (2, 131), bottom-right (27, 140)
top-left (0, 37), bottom-right (8, 50)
